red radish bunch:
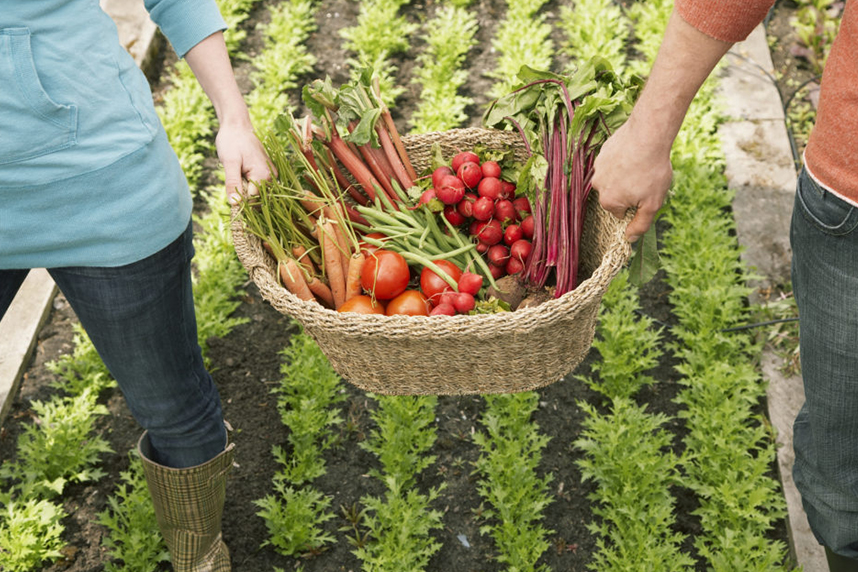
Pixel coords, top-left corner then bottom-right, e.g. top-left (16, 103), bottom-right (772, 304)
top-left (428, 152), bottom-right (533, 279)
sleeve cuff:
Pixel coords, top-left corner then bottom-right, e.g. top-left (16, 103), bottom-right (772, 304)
top-left (675, 0), bottom-right (776, 43)
top-left (145, 0), bottom-right (228, 58)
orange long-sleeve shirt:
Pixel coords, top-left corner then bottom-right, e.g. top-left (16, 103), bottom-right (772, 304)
top-left (676, 0), bottom-right (858, 207)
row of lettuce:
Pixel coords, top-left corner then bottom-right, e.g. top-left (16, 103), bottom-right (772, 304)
top-left (0, 0), bottom-right (799, 571)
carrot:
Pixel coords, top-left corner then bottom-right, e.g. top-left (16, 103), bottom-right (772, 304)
top-left (280, 258), bottom-right (315, 302)
top-left (306, 274), bottom-right (335, 308)
top-left (345, 251), bottom-right (366, 301)
top-left (320, 221), bottom-right (346, 308)
top-left (292, 245), bottom-right (316, 275)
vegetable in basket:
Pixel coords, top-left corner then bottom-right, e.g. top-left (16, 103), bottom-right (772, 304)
top-left (483, 58), bottom-right (643, 297)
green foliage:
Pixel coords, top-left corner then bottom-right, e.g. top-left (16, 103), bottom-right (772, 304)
top-left (585, 270), bottom-right (663, 400)
top-left (247, 0), bottom-right (318, 131)
top-left (98, 454), bottom-right (170, 572)
top-left (791, 0), bottom-right (841, 75)
top-left (560, 0), bottom-right (630, 76)
top-left (360, 396), bottom-right (438, 489)
top-left (624, 0), bottom-right (672, 78)
top-left (0, 388), bottom-right (111, 500)
top-left (353, 479), bottom-right (444, 571)
top-left (273, 333), bottom-right (345, 484)
top-left (45, 325), bottom-right (114, 396)
top-left (473, 393), bottom-right (553, 571)
top-left (0, 499), bottom-right (65, 572)
top-left (575, 398), bottom-right (692, 571)
top-left (255, 333), bottom-right (344, 557)
top-left (255, 483), bottom-right (336, 557)
top-left (488, 0), bottom-right (554, 98)
top-left (192, 191), bottom-right (249, 357)
top-left (409, 4), bottom-right (478, 134)
top-left (340, 0), bottom-right (418, 104)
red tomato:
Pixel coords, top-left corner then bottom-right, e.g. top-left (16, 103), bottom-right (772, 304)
top-left (386, 290), bottom-right (431, 316)
top-left (338, 295), bottom-right (386, 315)
top-left (420, 260), bottom-right (463, 305)
top-left (361, 250), bottom-right (410, 300)
top-left (359, 232), bottom-right (388, 256)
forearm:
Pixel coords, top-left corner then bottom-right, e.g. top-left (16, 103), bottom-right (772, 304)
top-left (627, 8), bottom-right (733, 153)
top-left (184, 32), bottom-right (252, 129)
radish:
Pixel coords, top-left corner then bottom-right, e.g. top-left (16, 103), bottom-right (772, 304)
top-left (488, 263), bottom-right (506, 279)
top-left (457, 161), bottom-right (483, 189)
top-left (418, 187), bottom-right (437, 206)
top-left (487, 244), bottom-right (509, 267)
top-left (506, 256), bottom-right (524, 275)
top-left (457, 192), bottom-right (477, 218)
top-left (432, 166), bottom-right (454, 189)
top-left (472, 196), bottom-right (495, 221)
top-left (512, 196), bottom-right (531, 216)
top-left (504, 224), bottom-right (523, 245)
top-left (510, 239), bottom-right (532, 263)
top-left (443, 204), bottom-right (466, 226)
top-left (475, 241), bottom-right (490, 254)
top-left (520, 214), bottom-right (535, 239)
top-left (475, 219), bottom-right (503, 245)
top-left (452, 292), bottom-right (476, 314)
top-left (477, 177), bottom-right (502, 200)
top-left (481, 160), bottom-right (501, 179)
top-left (457, 271), bottom-right (483, 295)
top-left (438, 289), bottom-right (458, 307)
top-left (436, 175), bottom-right (465, 204)
top-left (430, 303), bottom-right (457, 316)
top-left (499, 180), bottom-right (516, 200)
top-left (494, 199), bottom-right (516, 223)
top-left (451, 151), bottom-right (479, 172)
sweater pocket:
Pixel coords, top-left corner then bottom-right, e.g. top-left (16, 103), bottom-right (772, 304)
top-left (0, 28), bottom-right (78, 166)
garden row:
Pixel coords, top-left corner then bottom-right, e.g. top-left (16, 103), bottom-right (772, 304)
top-left (0, 0), bottom-right (815, 570)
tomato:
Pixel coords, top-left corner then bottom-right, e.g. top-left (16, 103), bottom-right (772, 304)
top-left (386, 290), bottom-right (431, 316)
top-left (420, 260), bottom-right (462, 305)
top-left (338, 295), bottom-right (385, 315)
top-left (359, 232), bottom-right (388, 256)
top-left (360, 249), bottom-right (410, 300)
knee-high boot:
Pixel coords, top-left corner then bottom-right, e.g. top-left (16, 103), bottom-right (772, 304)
top-left (137, 432), bottom-right (235, 572)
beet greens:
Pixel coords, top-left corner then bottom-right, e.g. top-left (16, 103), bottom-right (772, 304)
top-left (483, 59), bottom-right (641, 296)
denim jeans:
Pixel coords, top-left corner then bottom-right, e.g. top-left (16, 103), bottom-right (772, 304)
top-left (0, 222), bottom-right (227, 469)
top-left (791, 167), bottom-right (858, 558)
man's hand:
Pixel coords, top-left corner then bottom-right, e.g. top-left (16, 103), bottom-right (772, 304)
top-left (592, 118), bottom-right (673, 242)
top-left (591, 7), bottom-right (733, 242)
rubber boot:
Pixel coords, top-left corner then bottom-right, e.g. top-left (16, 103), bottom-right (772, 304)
top-left (138, 432), bottom-right (235, 572)
top-left (826, 547), bottom-right (858, 572)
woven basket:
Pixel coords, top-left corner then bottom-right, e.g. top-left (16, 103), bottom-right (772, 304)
top-left (231, 127), bottom-right (630, 395)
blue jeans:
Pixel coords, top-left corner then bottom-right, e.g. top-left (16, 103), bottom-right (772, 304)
top-left (0, 222), bottom-right (227, 469)
top-left (791, 167), bottom-right (858, 559)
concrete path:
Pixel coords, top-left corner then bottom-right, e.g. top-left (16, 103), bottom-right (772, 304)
top-left (0, 4), bottom-right (824, 570)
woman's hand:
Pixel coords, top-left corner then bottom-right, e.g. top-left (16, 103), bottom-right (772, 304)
top-left (215, 120), bottom-right (271, 205)
top-left (184, 31), bottom-right (273, 204)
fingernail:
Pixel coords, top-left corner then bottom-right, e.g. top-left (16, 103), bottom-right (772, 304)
top-left (228, 193), bottom-right (241, 205)
top-left (627, 234), bottom-right (641, 243)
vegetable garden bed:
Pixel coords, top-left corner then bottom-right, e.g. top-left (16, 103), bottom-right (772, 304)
top-left (0, 0), bottom-right (828, 570)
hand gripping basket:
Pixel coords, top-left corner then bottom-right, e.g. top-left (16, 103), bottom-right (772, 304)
top-left (230, 127), bottom-right (631, 395)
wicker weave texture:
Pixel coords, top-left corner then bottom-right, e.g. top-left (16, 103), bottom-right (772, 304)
top-left (231, 128), bottom-right (630, 395)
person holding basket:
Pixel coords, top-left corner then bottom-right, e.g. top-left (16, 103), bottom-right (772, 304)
top-left (591, 1), bottom-right (858, 569)
top-left (1, 1), bottom-right (270, 570)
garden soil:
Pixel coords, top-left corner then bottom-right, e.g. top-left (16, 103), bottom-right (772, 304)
top-left (0, 0), bottom-right (813, 570)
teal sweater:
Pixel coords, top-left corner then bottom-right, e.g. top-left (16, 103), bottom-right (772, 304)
top-left (0, 0), bottom-right (226, 269)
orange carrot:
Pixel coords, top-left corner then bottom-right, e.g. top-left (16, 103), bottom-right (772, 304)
top-left (320, 221), bottom-right (346, 308)
top-left (345, 251), bottom-right (366, 301)
top-left (279, 258), bottom-right (315, 302)
top-left (306, 274), bottom-right (335, 308)
top-left (292, 245), bottom-right (316, 275)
